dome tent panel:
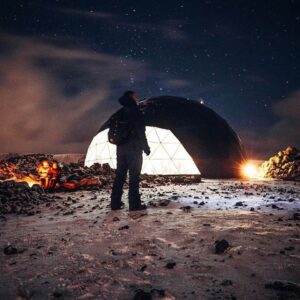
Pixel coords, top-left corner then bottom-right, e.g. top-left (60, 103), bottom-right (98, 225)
top-left (85, 127), bottom-right (200, 175)
top-left (140, 96), bottom-right (245, 178)
top-left (85, 132), bottom-right (116, 168)
top-left (97, 96), bottom-right (245, 178)
top-left (160, 143), bottom-right (181, 158)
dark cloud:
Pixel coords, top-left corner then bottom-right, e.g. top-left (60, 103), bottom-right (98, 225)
top-left (59, 8), bottom-right (189, 42)
top-left (0, 35), bottom-right (148, 153)
top-left (162, 79), bottom-right (192, 89)
top-left (270, 90), bottom-right (300, 147)
top-left (240, 90), bottom-right (300, 159)
top-left (58, 8), bottom-right (117, 22)
top-left (0, 34), bottom-right (192, 153)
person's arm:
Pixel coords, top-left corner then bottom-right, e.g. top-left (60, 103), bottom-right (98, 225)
top-left (133, 109), bottom-right (150, 155)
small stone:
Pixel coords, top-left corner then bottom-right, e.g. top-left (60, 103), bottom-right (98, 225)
top-left (215, 240), bottom-right (230, 254)
top-left (53, 291), bottom-right (63, 298)
top-left (140, 265), bottom-right (147, 272)
top-left (265, 280), bottom-right (300, 294)
top-left (293, 213), bottom-right (300, 220)
top-left (118, 225), bottom-right (129, 230)
top-left (165, 261), bottom-right (176, 269)
top-left (133, 289), bottom-right (151, 300)
top-left (221, 279), bottom-right (233, 286)
top-left (4, 245), bottom-right (18, 255)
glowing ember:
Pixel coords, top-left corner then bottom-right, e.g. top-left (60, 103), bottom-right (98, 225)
top-left (241, 162), bottom-right (258, 179)
top-left (6, 176), bottom-right (41, 188)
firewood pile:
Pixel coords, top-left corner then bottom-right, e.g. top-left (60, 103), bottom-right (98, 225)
top-left (259, 146), bottom-right (300, 180)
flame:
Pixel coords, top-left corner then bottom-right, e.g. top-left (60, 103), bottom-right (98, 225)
top-left (0, 163), bottom-right (41, 188)
top-left (2, 175), bottom-right (41, 188)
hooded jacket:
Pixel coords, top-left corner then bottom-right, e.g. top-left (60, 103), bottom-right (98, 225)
top-left (117, 95), bottom-right (150, 154)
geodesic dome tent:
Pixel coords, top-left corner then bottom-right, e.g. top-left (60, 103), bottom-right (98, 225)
top-left (85, 127), bottom-right (200, 175)
top-left (86, 96), bottom-right (245, 178)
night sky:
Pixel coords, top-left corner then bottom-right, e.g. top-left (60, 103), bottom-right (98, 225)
top-left (0, 0), bottom-right (299, 158)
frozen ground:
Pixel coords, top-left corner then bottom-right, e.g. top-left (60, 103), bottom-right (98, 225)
top-left (150, 179), bottom-right (300, 212)
top-left (0, 179), bottom-right (300, 300)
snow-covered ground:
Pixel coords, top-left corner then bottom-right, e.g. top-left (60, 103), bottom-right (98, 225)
top-left (1, 179), bottom-right (300, 300)
top-left (143, 179), bottom-right (300, 214)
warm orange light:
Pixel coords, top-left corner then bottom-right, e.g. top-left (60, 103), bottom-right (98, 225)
top-left (241, 162), bottom-right (258, 178)
top-left (3, 176), bottom-right (40, 188)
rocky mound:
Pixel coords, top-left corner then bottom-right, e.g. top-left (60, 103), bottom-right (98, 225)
top-left (0, 154), bottom-right (202, 215)
top-left (0, 181), bottom-right (53, 215)
top-left (0, 154), bottom-right (53, 180)
top-left (260, 146), bottom-right (300, 180)
top-left (0, 154), bottom-right (201, 188)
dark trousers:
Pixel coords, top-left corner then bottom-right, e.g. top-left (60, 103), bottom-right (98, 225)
top-left (111, 148), bottom-right (143, 210)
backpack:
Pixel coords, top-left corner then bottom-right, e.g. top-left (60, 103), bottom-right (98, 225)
top-left (108, 110), bottom-right (132, 145)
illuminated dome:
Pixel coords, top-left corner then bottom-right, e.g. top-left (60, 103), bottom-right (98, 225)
top-left (87, 96), bottom-right (245, 178)
top-left (85, 127), bottom-right (200, 175)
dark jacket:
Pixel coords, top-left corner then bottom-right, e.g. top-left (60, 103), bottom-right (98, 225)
top-left (117, 95), bottom-right (150, 154)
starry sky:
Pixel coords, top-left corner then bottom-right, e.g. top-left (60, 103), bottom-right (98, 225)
top-left (0, 0), bottom-right (299, 159)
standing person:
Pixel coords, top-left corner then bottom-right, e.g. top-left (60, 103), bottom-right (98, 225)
top-left (110, 91), bottom-right (150, 211)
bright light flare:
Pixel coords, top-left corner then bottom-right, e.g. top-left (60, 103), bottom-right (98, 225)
top-left (241, 162), bottom-right (258, 179)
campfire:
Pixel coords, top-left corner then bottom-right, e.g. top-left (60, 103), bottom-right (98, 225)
top-left (0, 156), bottom-right (100, 191)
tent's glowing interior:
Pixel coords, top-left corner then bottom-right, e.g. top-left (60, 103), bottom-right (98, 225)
top-left (85, 127), bottom-right (200, 175)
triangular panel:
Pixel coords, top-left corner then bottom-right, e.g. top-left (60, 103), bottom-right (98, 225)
top-left (85, 127), bottom-right (200, 175)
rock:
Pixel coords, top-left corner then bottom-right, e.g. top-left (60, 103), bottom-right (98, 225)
top-left (0, 181), bottom-right (53, 215)
top-left (4, 245), bottom-right (18, 255)
top-left (53, 290), bottom-right (63, 298)
top-left (215, 240), bottom-right (230, 254)
top-left (140, 265), bottom-right (147, 272)
top-left (265, 280), bottom-right (300, 295)
top-left (158, 199), bottom-right (171, 206)
top-left (260, 146), bottom-right (300, 180)
top-left (132, 289), bottom-right (152, 300)
top-left (180, 206), bottom-right (191, 212)
top-left (293, 213), bottom-right (300, 220)
top-left (234, 201), bottom-right (244, 207)
top-left (271, 204), bottom-right (280, 209)
top-left (133, 289), bottom-right (170, 300)
top-left (0, 154), bottom-right (202, 200)
top-left (165, 261), bottom-right (176, 269)
top-left (118, 225), bottom-right (129, 230)
top-left (221, 279), bottom-right (233, 286)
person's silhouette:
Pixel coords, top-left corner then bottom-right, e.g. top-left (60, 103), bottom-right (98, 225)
top-left (110, 91), bottom-right (150, 211)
